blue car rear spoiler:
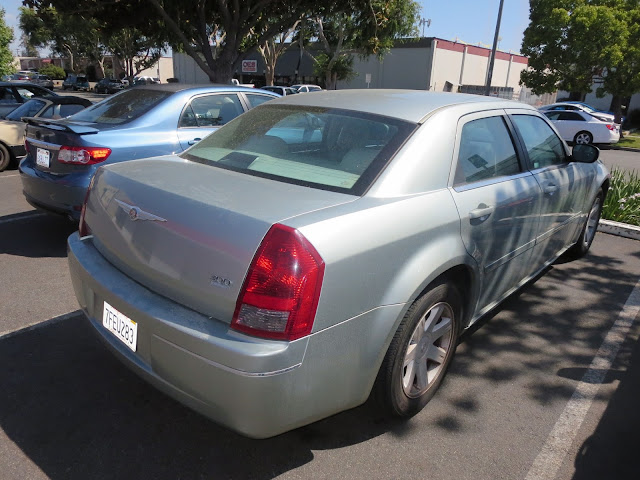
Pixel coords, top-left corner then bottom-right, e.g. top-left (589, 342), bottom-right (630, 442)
top-left (23, 117), bottom-right (99, 135)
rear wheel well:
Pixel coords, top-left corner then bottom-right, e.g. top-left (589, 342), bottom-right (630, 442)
top-left (418, 265), bottom-right (475, 329)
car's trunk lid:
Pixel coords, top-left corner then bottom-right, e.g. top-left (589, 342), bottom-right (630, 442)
top-left (24, 119), bottom-right (101, 175)
top-left (85, 156), bottom-right (356, 323)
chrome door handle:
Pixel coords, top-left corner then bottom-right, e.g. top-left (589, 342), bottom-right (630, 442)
top-left (543, 183), bottom-right (558, 195)
top-left (469, 204), bottom-right (494, 220)
top-left (187, 138), bottom-right (202, 145)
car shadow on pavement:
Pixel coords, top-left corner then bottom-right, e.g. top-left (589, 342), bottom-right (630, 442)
top-left (0, 213), bottom-right (76, 258)
top-left (0, 314), bottom-right (409, 480)
top-left (1, 236), bottom-right (638, 479)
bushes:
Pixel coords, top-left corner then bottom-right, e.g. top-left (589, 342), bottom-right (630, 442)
top-left (602, 168), bottom-right (640, 226)
top-left (39, 64), bottom-right (66, 79)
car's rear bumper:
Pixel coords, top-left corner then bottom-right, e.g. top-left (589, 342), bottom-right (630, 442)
top-left (9, 144), bottom-right (25, 158)
top-left (19, 157), bottom-right (90, 221)
top-left (67, 232), bottom-right (401, 438)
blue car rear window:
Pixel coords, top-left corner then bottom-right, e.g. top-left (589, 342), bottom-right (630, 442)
top-left (69, 89), bottom-right (171, 125)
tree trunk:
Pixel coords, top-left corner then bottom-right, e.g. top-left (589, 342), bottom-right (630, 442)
top-left (608, 95), bottom-right (624, 125)
top-left (265, 63), bottom-right (275, 86)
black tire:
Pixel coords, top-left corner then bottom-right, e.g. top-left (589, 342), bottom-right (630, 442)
top-left (374, 280), bottom-right (462, 417)
top-left (568, 190), bottom-right (603, 259)
top-left (574, 131), bottom-right (593, 145)
top-left (0, 142), bottom-right (12, 172)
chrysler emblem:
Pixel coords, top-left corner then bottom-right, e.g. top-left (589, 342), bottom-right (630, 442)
top-left (115, 199), bottom-right (167, 222)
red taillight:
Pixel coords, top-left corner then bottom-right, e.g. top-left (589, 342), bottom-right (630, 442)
top-left (231, 224), bottom-right (325, 341)
top-left (78, 176), bottom-right (96, 236)
top-left (606, 124), bottom-right (616, 131)
top-left (58, 146), bottom-right (111, 165)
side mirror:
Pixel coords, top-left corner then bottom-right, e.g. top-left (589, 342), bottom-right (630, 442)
top-left (571, 143), bottom-right (599, 163)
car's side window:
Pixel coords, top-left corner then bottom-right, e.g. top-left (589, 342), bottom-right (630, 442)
top-left (245, 93), bottom-right (275, 108)
top-left (59, 104), bottom-right (86, 117)
top-left (511, 115), bottom-right (566, 169)
top-left (454, 116), bottom-right (521, 185)
top-left (179, 94), bottom-right (243, 128)
top-left (0, 87), bottom-right (15, 103)
top-left (558, 112), bottom-right (585, 121)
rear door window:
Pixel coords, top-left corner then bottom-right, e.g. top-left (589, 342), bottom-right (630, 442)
top-left (179, 94), bottom-right (243, 127)
top-left (244, 93), bottom-right (275, 108)
top-left (511, 115), bottom-right (567, 169)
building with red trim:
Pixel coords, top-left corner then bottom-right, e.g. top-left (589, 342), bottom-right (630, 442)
top-left (338, 37), bottom-right (540, 102)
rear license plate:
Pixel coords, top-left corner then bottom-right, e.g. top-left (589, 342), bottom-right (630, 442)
top-left (102, 301), bottom-right (138, 352)
top-left (36, 148), bottom-right (50, 168)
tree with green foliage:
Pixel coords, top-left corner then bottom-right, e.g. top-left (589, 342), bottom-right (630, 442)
top-left (256, 18), bottom-right (303, 86)
top-left (301, 1), bottom-right (419, 89)
top-left (39, 63), bottom-right (66, 79)
top-left (0, 8), bottom-right (15, 77)
top-left (108, 28), bottom-right (164, 84)
top-left (20, 5), bottom-right (90, 72)
top-left (20, 3), bottom-right (166, 80)
top-left (521, 0), bottom-right (640, 121)
top-left (22, 0), bottom-right (419, 86)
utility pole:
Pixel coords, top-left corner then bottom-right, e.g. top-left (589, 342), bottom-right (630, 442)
top-left (484, 0), bottom-right (505, 96)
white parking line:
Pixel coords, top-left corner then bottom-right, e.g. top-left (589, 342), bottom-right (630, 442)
top-left (0, 174), bottom-right (20, 178)
top-left (0, 212), bottom-right (46, 225)
top-left (525, 278), bottom-right (640, 480)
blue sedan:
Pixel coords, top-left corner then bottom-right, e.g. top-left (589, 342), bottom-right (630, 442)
top-left (19, 84), bottom-right (279, 220)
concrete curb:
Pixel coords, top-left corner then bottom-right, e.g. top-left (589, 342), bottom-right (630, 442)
top-left (598, 219), bottom-right (640, 241)
top-left (608, 146), bottom-right (640, 153)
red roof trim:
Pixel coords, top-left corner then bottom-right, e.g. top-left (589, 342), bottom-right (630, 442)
top-left (436, 40), bottom-right (465, 53)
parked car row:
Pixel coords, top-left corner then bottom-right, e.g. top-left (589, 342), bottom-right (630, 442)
top-left (0, 96), bottom-right (92, 171)
top-left (19, 84), bottom-right (279, 219)
top-left (543, 109), bottom-right (620, 145)
top-left (62, 90), bottom-right (608, 438)
top-left (8, 85), bottom-right (610, 439)
top-left (0, 82), bottom-right (57, 119)
top-left (63, 74), bottom-right (91, 92)
top-left (539, 101), bottom-right (621, 145)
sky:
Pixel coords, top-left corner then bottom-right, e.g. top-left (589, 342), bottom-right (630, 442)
top-left (2, 0), bottom-right (532, 56)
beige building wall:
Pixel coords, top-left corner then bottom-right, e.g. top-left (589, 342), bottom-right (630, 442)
top-left (430, 46), bottom-right (465, 91)
top-left (137, 57), bottom-right (174, 83)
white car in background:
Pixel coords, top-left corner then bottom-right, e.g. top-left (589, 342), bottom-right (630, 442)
top-left (543, 110), bottom-right (620, 145)
top-left (539, 102), bottom-right (615, 123)
top-left (291, 84), bottom-right (323, 93)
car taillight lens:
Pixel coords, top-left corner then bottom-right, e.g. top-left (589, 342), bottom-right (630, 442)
top-left (78, 176), bottom-right (96, 236)
top-left (232, 224), bottom-right (325, 341)
top-left (606, 124), bottom-right (616, 131)
top-left (58, 146), bottom-right (111, 165)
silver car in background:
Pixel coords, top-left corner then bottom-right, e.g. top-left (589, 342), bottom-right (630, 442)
top-left (68, 90), bottom-right (609, 438)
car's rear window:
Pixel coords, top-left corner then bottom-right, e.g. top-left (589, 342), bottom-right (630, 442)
top-left (182, 104), bottom-right (416, 195)
top-left (5, 99), bottom-right (46, 120)
top-left (69, 89), bottom-right (171, 125)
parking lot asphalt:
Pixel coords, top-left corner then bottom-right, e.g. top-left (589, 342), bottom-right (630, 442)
top-left (1, 165), bottom-right (640, 480)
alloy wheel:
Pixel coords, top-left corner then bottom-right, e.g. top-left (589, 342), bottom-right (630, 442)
top-left (402, 302), bottom-right (454, 398)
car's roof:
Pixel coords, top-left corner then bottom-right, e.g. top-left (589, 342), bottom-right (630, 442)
top-left (271, 89), bottom-right (533, 123)
top-left (133, 83), bottom-right (277, 95)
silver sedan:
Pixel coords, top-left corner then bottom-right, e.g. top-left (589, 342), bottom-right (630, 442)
top-left (68, 90), bottom-right (609, 438)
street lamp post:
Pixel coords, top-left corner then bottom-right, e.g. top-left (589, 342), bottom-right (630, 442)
top-left (484, 0), bottom-right (505, 96)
